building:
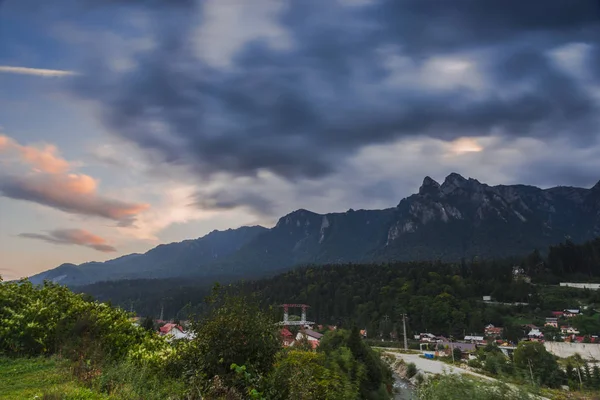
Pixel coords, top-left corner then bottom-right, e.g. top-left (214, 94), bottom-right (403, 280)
top-left (482, 295), bottom-right (492, 302)
top-left (545, 318), bottom-right (558, 328)
top-left (563, 309), bottom-right (581, 318)
top-left (159, 323), bottom-right (195, 341)
top-left (295, 329), bottom-right (324, 348)
top-left (484, 324), bottom-right (504, 338)
top-left (464, 335), bottom-right (485, 343)
top-left (527, 328), bottom-right (544, 341)
top-left (560, 326), bottom-right (580, 335)
top-left (551, 311), bottom-right (564, 318)
top-left (280, 328), bottom-right (294, 347)
top-left (360, 329), bottom-right (367, 338)
top-left (417, 333), bottom-right (438, 343)
top-left (560, 283), bottom-right (600, 290)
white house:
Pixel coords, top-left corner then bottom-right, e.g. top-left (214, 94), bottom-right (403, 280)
top-left (294, 329), bottom-right (323, 349)
top-left (527, 328), bottom-right (543, 339)
top-left (418, 333), bottom-right (438, 342)
top-left (560, 326), bottom-right (580, 335)
top-left (464, 335), bottom-right (485, 343)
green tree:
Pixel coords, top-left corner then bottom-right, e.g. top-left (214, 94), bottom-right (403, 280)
top-left (182, 289), bottom-right (280, 391)
top-left (141, 316), bottom-right (155, 331)
top-left (266, 350), bottom-right (357, 400)
top-left (592, 365), bottom-right (600, 389)
top-left (513, 341), bottom-right (563, 388)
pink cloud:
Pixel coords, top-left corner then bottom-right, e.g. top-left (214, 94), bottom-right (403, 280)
top-left (0, 134), bottom-right (70, 173)
top-left (0, 133), bottom-right (149, 225)
top-left (19, 229), bottom-right (117, 252)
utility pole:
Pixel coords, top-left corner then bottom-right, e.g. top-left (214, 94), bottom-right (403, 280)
top-left (402, 314), bottom-right (408, 351)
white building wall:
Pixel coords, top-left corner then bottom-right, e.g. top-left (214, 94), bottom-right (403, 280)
top-left (559, 283), bottom-right (600, 290)
top-left (544, 342), bottom-right (600, 360)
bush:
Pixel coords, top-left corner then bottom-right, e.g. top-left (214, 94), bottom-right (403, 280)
top-left (467, 359), bottom-right (482, 369)
top-left (406, 362), bottom-right (417, 379)
top-left (0, 280), bottom-right (145, 360)
top-left (417, 373), bottom-right (533, 399)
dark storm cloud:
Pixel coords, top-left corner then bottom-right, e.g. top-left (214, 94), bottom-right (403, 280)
top-left (71, 0), bottom-right (600, 187)
top-left (194, 189), bottom-right (276, 216)
top-left (18, 229), bottom-right (117, 253)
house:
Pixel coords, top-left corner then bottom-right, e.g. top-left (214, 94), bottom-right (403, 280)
top-left (484, 324), bottom-right (504, 338)
top-left (482, 295), bottom-right (492, 302)
top-left (360, 329), bottom-right (367, 338)
top-left (438, 341), bottom-right (476, 358)
top-left (551, 311), bottom-right (564, 318)
top-left (280, 328), bottom-right (294, 347)
top-left (545, 318), bottom-right (558, 328)
top-left (418, 333), bottom-right (438, 343)
top-left (527, 328), bottom-right (544, 341)
top-left (560, 326), bottom-right (580, 335)
top-left (464, 335), bottom-right (485, 343)
top-left (159, 323), bottom-right (195, 341)
top-left (563, 309), bottom-right (581, 318)
top-left (295, 329), bottom-right (324, 348)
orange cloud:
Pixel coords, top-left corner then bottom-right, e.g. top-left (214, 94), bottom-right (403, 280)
top-left (449, 137), bottom-right (483, 155)
top-left (19, 229), bottom-right (117, 253)
top-left (0, 134), bottom-right (71, 173)
top-left (0, 173), bottom-right (149, 225)
top-left (0, 133), bottom-right (149, 225)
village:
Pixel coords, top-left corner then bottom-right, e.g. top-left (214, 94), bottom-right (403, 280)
top-left (130, 299), bottom-right (600, 363)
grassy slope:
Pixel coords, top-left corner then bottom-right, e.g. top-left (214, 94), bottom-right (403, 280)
top-left (0, 357), bottom-right (108, 400)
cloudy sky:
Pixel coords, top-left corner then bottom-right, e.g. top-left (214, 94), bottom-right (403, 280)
top-left (1, 0), bottom-right (599, 280)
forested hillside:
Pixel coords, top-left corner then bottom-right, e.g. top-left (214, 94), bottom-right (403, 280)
top-left (76, 238), bottom-right (600, 337)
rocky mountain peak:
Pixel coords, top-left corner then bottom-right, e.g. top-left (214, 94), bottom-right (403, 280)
top-left (276, 209), bottom-right (321, 228)
top-left (419, 176), bottom-right (442, 197)
top-left (441, 172), bottom-right (468, 194)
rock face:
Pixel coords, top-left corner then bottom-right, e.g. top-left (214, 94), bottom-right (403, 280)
top-left (29, 173), bottom-right (600, 286)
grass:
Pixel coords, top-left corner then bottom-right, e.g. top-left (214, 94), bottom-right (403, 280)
top-left (0, 357), bottom-right (109, 400)
top-left (0, 356), bottom-right (190, 400)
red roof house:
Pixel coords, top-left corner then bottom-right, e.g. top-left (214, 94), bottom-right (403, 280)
top-left (280, 328), bottom-right (294, 346)
top-left (159, 323), bottom-right (183, 335)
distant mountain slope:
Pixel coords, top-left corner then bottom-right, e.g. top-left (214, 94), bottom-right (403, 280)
top-left (29, 173), bottom-right (600, 286)
top-left (29, 226), bottom-right (268, 285)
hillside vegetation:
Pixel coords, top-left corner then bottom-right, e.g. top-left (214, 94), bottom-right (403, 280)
top-left (0, 277), bottom-right (393, 399)
top-left (77, 238), bottom-right (600, 338)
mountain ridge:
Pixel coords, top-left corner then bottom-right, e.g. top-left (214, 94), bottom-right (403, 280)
top-left (28, 173), bottom-right (600, 286)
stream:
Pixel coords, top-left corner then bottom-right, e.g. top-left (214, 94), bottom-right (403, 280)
top-left (392, 373), bottom-right (416, 399)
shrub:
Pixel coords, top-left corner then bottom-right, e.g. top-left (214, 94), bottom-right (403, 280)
top-left (417, 373), bottom-right (533, 400)
top-left (406, 362), bottom-right (417, 379)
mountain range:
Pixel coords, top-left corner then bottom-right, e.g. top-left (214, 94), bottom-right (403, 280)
top-left (29, 173), bottom-right (600, 286)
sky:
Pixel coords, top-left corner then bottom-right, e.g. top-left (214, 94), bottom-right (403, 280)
top-left (1, 0), bottom-right (599, 280)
